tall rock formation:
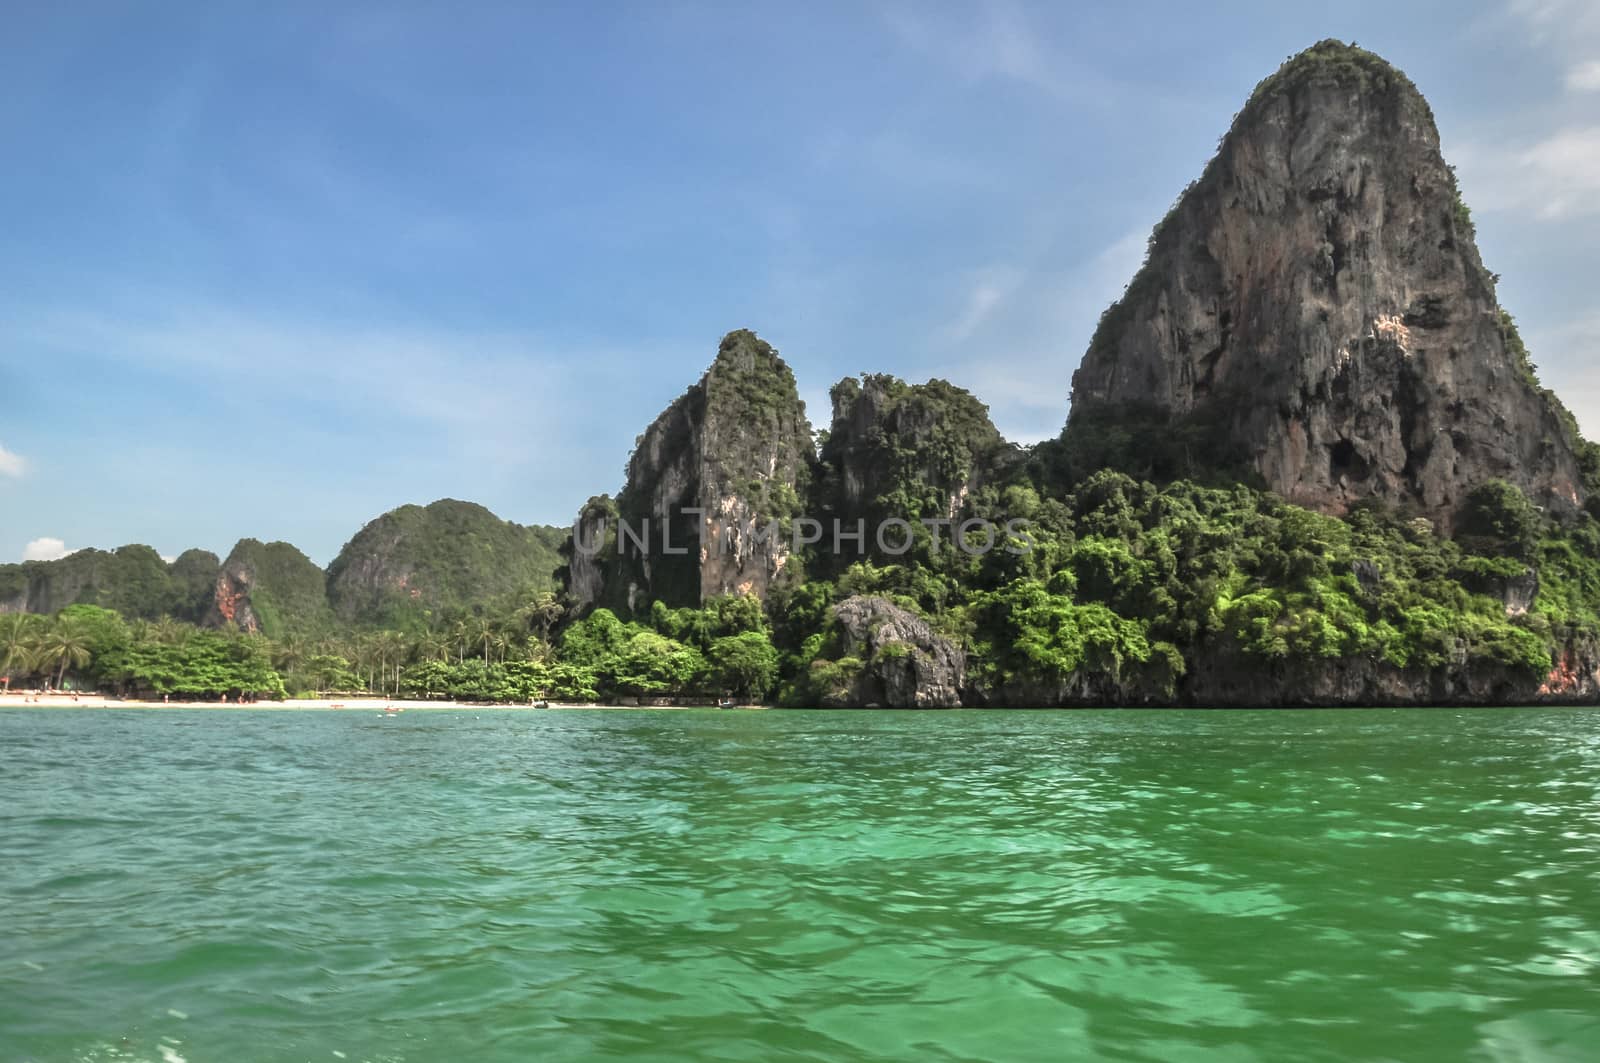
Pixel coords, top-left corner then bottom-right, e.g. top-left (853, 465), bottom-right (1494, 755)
top-left (569, 329), bottom-right (815, 612)
top-left (1068, 40), bottom-right (1586, 524)
top-left (326, 499), bottom-right (564, 628)
top-left (202, 539), bottom-right (331, 637)
top-left (817, 375), bottom-right (1018, 543)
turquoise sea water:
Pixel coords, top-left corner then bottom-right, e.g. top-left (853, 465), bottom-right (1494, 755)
top-left (2, 707), bottom-right (1599, 1062)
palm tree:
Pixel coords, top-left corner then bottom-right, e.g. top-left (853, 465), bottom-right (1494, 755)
top-left (474, 618), bottom-right (496, 667)
top-left (1, 614), bottom-right (42, 690)
top-left (151, 616), bottom-right (190, 647)
top-left (34, 620), bottom-right (92, 690)
top-left (415, 630), bottom-right (451, 665)
top-left (526, 593), bottom-right (565, 644)
top-left (272, 633), bottom-right (308, 675)
top-left (353, 634), bottom-right (378, 692)
top-left (379, 631), bottom-right (409, 696)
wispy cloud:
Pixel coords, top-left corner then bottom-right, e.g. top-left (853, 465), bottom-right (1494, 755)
top-left (925, 228), bottom-right (1149, 443)
top-left (10, 303), bottom-right (646, 469)
top-left (1526, 311), bottom-right (1600, 438)
top-left (0, 443), bottom-right (24, 478)
top-left (1568, 60), bottom-right (1600, 91)
top-left (878, 0), bottom-right (1110, 104)
top-left (944, 265), bottom-right (1026, 344)
top-left (1502, 0), bottom-right (1600, 94)
top-left (1454, 126), bottom-right (1600, 219)
top-left (22, 537), bottom-right (74, 562)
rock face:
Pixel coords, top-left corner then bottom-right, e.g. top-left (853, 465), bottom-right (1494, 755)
top-left (566, 495), bottom-right (616, 610)
top-left (1068, 41), bottom-right (1585, 525)
top-left (205, 556), bottom-right (260, 632)
top-left (571, 329), bottom-right (815, 612)
top-left (0, 546), bottom-right (218, 621)
top-left (826, 595), bottom-right (965, 708)
top-left (816, 375), bottom-right (1017, 561)
top-left (326, 499), bottom-right (564, 627)
top-left (1186, 636), bottom-right (1600, 708)
top-left (201, 539), bottom-right (330, 637)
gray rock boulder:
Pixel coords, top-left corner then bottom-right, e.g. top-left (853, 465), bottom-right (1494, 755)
top-left (829, 595), bottom-right (965, 708)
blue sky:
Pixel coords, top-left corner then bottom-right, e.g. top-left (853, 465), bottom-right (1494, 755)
top-left (2, 0), bottom-right (1597, 565)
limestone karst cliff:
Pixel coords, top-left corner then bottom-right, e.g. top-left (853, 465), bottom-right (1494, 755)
top-left (200, 539), bottom-right (332, 637)
top-left (1068, 40), bottom-right (1587, 525)
top-left (0, 546), bottom-right (218, 621)
top-left (815, 375), bottom-right (1018, 566)
top-left (570, 329), bottom-right (815, 611)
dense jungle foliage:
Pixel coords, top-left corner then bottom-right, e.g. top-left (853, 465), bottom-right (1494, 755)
top-left (7, 462), bottom-right (1598, 705)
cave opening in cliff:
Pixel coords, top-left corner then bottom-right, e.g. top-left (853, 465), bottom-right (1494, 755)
top-left (1329, 438), bottom-right (1371, 483)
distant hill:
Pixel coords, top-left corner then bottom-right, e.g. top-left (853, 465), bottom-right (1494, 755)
top-left (0, 545), bottom-right (218, 621)
top-left (202, 539), bottom-right (333, 638)
top-left (3, 500), bottom-right (564, 637)
top-left (326, 499), bottom-right (565, 629)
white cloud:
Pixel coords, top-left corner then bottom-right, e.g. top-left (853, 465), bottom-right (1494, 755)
top-left (1520, 127), bottom-right (1600, 217)
top-left (1525, 312), bottom-right (1600, 438)
top-left (944, 265), bottom-right (1025, 343)
top-left (0, 443), bottom-right (25, 478)
top-left (23, 537), bottom-right (75, 562)
top-left (1502, 0), bottom-right (1600, 91)
top-left (11, 305), bottom-right (642, 471)
top-left (1568, 60), bottom-right (1600, 92)
top-left (878, 0), bottom-right (1111, 104)
top-left (1507, 0), bottom-right (1600, 42)
top-left (920, 227), bottom-right (1149, 444)
top-left (1454, 126), bottom-right (1600, 219)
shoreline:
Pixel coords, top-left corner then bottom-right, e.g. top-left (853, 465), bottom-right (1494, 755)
top-left (2, 693), bottom-right (1596, 712)
top-left (0, 693), bottom-right (762, 711)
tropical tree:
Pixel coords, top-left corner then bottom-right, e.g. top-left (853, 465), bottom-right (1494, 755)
top-left (1, 614), bottom-right (43, 689)
top-left (151, 615), bottom-right (188, 646)
top-left (272, 633), bottom-right (308, 674)
top-left (379, 630), bottom-right (410, 695)
top-left (415, 630), bottom-right (451, 665)
top-left (34, 619), bottom-right (94, 689)
top-left (473, 618), bottom-right (496, 667)
top-left (524, 592), bottom-right (565, 645)
top-left (706, 631), bottom-right (780, 700)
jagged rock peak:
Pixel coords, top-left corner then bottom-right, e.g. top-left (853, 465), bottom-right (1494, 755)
top-left (1068, 39), bottom-right (1585, 523)
top-left (819, 374), bottom-right (1015, 534)
top-left (570, 329), bottom-right (815, 612)
top-left (201, 539), bottom-right (329, 637)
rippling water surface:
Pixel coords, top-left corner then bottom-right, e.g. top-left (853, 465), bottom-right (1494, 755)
top-left (3, 707), bottom-right (1600, 1062)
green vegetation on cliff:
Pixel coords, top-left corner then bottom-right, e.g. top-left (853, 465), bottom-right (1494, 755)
top-left (818, 374), bottom-right (1016, 535)
top-left (326, 499), bottom-right (565, 630)
top-left (11, 463), bottom-right (1600, 706)
top-left (212, 539), bottom-right (334, 639)
top-left (0, 546), bottom-right (217, 622)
